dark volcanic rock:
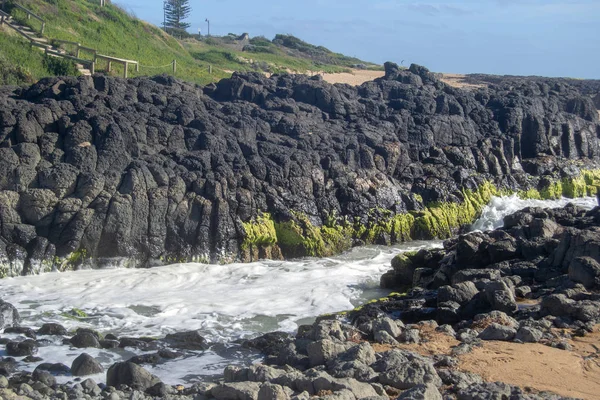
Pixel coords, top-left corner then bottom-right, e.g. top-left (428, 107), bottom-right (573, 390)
top-left (70, 332), bottom-right (100, 348)
top-left (164, 330), bottom-right (209, 350)
top-left (380, 205), bottom-right (600, 327)
top-left (0, 66), bottom-right (598, 272)
top-left (106, 361), bottom-right (161, 391)
top-left (37, 323), bottom-right (67, 336)
top-left (5, 339), bottom-right (38, 357)
top-left (71, 353), bottom-right (104, 376)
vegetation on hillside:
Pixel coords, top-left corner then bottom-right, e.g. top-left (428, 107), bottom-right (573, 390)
top-left (0, 0), bottom-right (379, 85)
top-left (0, 29), bottom-right (79, 85)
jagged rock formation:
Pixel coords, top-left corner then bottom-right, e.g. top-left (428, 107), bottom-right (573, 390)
top-left (379, 204), bottom-right (600, 325)
top-left (0, 64), bottom-right (599, 275)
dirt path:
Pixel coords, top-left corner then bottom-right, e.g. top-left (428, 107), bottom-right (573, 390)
top-left (458, 329), bottom-right (600, 400)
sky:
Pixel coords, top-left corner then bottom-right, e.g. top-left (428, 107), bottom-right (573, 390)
top-left (115, 0), bottom-right (600, 79)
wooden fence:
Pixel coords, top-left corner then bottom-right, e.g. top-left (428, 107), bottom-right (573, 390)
top-left (1, 1), bottom-right (145, 79)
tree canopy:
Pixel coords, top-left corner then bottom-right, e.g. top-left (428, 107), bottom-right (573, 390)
top-left (164, 0), bottom-right (191, 35)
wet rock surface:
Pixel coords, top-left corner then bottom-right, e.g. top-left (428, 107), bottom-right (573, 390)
top-left (1, 203), bottom-right (599, 399)
top-left (0, 65), bottom-right (599, 273)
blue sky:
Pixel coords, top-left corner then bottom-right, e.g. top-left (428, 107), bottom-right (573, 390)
top-left (116, 0), bottom-right (600, 78)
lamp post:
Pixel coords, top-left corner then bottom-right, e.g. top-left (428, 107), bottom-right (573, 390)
top-left (205, 18), bottom-right (210, 36)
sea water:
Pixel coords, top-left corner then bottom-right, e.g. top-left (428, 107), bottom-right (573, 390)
top-left (0, 196), bottom-right (597, 384)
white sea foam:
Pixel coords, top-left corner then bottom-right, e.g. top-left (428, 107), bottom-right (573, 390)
top-left (471, 195), bottom-right (597, 232)
top-left (0, 196), bottom-right (596, 384)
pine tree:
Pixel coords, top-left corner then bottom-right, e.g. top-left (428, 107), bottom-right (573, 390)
top-left (164, 0), bottom-right (191, 36)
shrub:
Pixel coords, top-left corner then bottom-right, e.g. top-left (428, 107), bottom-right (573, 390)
top-left (42, 55), bottom-right (79, 76)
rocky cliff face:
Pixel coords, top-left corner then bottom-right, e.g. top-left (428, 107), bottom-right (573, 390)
top-left (0, 64), bottom-right (599, 275)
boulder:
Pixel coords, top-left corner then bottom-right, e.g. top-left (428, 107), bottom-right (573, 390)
top-left (0, 301), bottom-right (20, 330)
top-left (568, 256), bottom-right (600, 288)
top-left (438, 282), bottom-right (479, 306)
top-left (37, 323), bottom-right (67, 336)
top-left (70, 332), bottom-right (100, 348)
top-left (106, 362), bottom-right (161, 391)
top-left (71, 353), bottom-right (104, 376)
top-left (306, 340), bottom-right (353, 367)
top-left (515, 327), bottom-right (543, 343)
top-left (31, 369), bottom-right (56, 387)
top-left (212, 382), bottom-right (261, 400)
top-left (164, 330), bottom-right (209, 350)
top-left (257, 383), bottom-right (293, 400)
top-left (5, 339), bottom-right (38, 356)
top-left (478, 324), bottom-right (516, 341)
top-left (397, 383), bottom-right (442, 400)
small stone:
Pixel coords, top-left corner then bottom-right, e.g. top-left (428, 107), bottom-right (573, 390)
top-left (81, 378), bottom-right (102, 396)
top-left (515, 286), bottom-right (532, 298)
top-left (400, 329), bottom-right (420, 344)
top-left (374, 330), bottom-right (399, 345)
top-left (478, 324), bottom-right (516, 341)
top-left (32, 369), bottom-right (56, 387)
top-left (515, 327), bottom-right (543, 343)
top-left (397, 383), bottom-right (442, 399)
top-left (556, 341), bottom-right (573, 351)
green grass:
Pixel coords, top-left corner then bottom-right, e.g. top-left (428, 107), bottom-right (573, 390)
top-left (1, 0), bottom-right (379, 85)
top-left (0, 28), bottom-right (79, 84)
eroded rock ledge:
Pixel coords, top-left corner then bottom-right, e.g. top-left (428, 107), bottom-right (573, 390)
top-left (0, 63), bottom-right (599, 275)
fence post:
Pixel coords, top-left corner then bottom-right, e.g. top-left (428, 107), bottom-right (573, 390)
top-left (135, 63), bottom-right (139, 72)
top-left (124, 62), bottom-right (128, 78)
top-left (209, 65), bottom-right (212, 74)
top-left (107, 61), bottom-right (112, 72)
top-left (90, 62), bottom-right (95, 75)
top-left (173, 59), bottom-right (176, 74)
top-left (41, 22), bottom-right (45, 35)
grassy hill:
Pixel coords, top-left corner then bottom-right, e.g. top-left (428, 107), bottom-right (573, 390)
top-left (0, 0), bottom-right (379, 85)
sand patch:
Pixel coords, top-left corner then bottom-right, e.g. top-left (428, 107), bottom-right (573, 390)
top-left (320, 70), bottom-right (384, 86)
top-left (459, 328), bottom-right (600, 400)
top-left (440, 73), bottom-right (487, 90)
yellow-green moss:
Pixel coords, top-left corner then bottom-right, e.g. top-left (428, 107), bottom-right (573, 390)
top-left (241, 213), bottom-right (278, 250)
top-left (61, 307), bottom-right (88, 320)
top-left (539, 180), bottom-right (563, 200)
top-left (54, 249), bottom-right (89, 272)
top-left (518, 188), bottom-right (542, 200)
top-left (274, 212), bottom-right (353, 257)
top-left (412, 181), bottom-right (498, 239)
top-left (516, 169), bottom-right (599, 200)
top-left (562, 175), bottom-right (588, 198)
top-left (236, 172), bottom-right (599, 261)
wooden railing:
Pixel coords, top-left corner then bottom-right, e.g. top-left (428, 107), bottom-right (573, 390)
top-left (1, 2), bottom-right (141, 78)
top-left (10, 3), bottom-right (45, 34)
top-left (53, 39), bottom-right (97, 59)
top-left (95, 54), bottom-right (138, 78)
top-left (1, 9), bottom-right (35, 42)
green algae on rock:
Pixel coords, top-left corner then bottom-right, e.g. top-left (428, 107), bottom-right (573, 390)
top-left (518, 169), bottom-right (600, 200)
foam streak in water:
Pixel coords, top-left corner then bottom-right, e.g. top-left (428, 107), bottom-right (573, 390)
top-left (471, 195), bottom-right (597, 232)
